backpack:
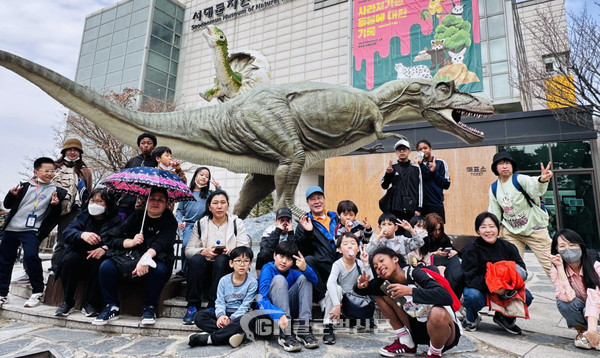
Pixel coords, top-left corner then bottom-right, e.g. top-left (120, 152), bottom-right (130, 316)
top-left (491, 173), bottom-right (547, 213)
top-left (408, 266), bottom-right (461, 312)
top-left (53, 165), bottom-right (79, 215)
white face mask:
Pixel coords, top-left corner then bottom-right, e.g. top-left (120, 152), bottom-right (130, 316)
top-left (64, 156), bottom-right (80, 162)
top-left (158, 162), bottom-right (173, 171)
top-left (88, 203), bottom-right (106, 216)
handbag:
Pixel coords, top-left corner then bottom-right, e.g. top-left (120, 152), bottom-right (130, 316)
top-left (379, 189), bottom-right (392, 213)
top-left (341, 291), bottom-right (375, 319)
top-left (107, 248), bottom-right (143, 279)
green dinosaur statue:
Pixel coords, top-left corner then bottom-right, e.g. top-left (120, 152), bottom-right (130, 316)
top-left (0, 50), bottom-right (493, 218)
top-left (199, 26), bottom-right (242, 102)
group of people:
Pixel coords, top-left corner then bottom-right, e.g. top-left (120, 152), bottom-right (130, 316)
top-left (0, 133), bottom-right (598, 356)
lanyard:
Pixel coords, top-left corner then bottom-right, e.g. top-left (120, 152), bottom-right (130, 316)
top-left (32, 184), bottom-right (48, 213)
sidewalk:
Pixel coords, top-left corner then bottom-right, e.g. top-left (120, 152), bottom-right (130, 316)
top-left (0, 252), bottom-right (598, 357)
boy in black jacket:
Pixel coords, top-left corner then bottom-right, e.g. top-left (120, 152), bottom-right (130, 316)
top-left (0, 157), bottom-right (67, 308)
top-left (355, 247), bottom-right (461, 358)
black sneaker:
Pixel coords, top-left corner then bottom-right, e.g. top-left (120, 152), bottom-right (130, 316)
top-left (462, 313), bottom-right (481, 332)
top-left (323, 324), bottom-right (336, 345)
top-left (142, 305), bottom-right (156, 325)
top-left (92, 305), bottom-right (120, 325)
top-left (278, 330), bottom-right (302, 352)
top-left (493, 312), bottom-right (522, 335)
top-left (55, 302), bottom-right (74, 317)
top-left (296, 325), bottom-right (319, 349)
top-left (182, 306), bottom-right (197, 325)
top-left (188, 333), bottom-right (210, 347)
top-left (81, 302), bottom-right (99, 317)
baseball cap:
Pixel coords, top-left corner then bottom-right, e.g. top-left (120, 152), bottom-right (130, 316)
top-left (394, 139), bottom-right (411, 150)
top-left (276, 207), bottom-right (293, 219)
top-left (305, 185), bottom-right (324, 200)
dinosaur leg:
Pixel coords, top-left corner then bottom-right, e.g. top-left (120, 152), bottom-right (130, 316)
top-left (232, 174), bottom-right (275, 219)
top-left (374, 118), bottom-right (408, 141)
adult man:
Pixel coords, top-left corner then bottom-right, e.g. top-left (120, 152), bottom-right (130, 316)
top-left (256, 207), bottom-right (296, 277)
top-left (294, 186), bottom-right (337, 303)
top-left (118, 133), bottom-right (158, 218)
top-left (381, 139), bottom-right (422, 234)
top-left (488, 151), bottom-right (553, 276)
top-left (414, 139), bottom-right (450, 222)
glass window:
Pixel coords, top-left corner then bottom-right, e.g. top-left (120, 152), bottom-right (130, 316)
top-left (171, 47), bottom-right (180, 61)
top-left (152, 22), bottom-right (173, 43)
top-left (99, 21), bottom-right (114, 37)
top-left (167, 89), bottom-right (175, 102)
top-left (176, 6), bottom-right (184, 21)
top-left (479, 18), bottom-right (487, 41)
top-left (154, 8), bottom-right (174, 30)
top-left (114, 15), bottom-right (131, 31)
top-left (80, 40), bottom-right (97, 55)
top-left (101, 8), bottom-right (117, 24)
top-left (169, 61), bottom-right (178, 75)
top-left (551, 141), bottom-right (593, 169)
top-left (497, 144), bottom-right (550, 171)
top-left (90, 76), bottom-right (106, 90)
top-left (95, 48), bottom-right (111, 63)
top-left (491, 73), bottom-right (510, 98)
top-left (129, 22), bottom-right (148, 39)
top-left (480, 41), bottom-right (488, 64)
top-left (122, 66), bottom-right (141, 82)
top-left (490, 62), bottom-right (508, 74)
top-left (124, 51), bottom-right (144, 68)
top-left (117, 2), bottom-right (133, 17)
top-left (489, 38), bottom-right (507, 62)
top-left (555, 173), bottom-right (599, 250)
top-left (168, 75), bottom-right (176, 90)
top-left (108, 56), bottom-right (125, 72)
top-left (92, 61), bottom-right (109, 77)
top-left (147, 51), bottom-right (170, 71)
top-left (85, 15), bottom-right (101, 30)
top-left (144, 80), bottom-right (167, 100)
top-left (76, 66), bottom-right (92, 81)
top-left (174, 34), bottom-right (181, 46)
top-left (487, 15), bottom-right (505, 38)
top-left (150, 36), bottom-right (171, 57)
top-left (133, 0), bottom-right (149, 12)
top-left (486, 0), bottom-right (504, 15)
top-left (78, 53), bottom-right (95, 68)
top-left (83, 27), bottom-right (100, 43)
top-left (127, 37), bottom-right (145, 53)
top-left (110, 42), bottom-right (127, 59)
top-left (131, 8), bottom-right (150, 25)
top-left (156, 0), bottom-right (176, 16)
top-left (146, 66), bottom-right (168, 86)
top-left (175, 20), bottom-right (183, 35)
top-left (96, 35), bottom-right (112, 50)
top-left (112, 28), bottom-right (129, 44)
top-left (105, 71), bottom-right (123, 87)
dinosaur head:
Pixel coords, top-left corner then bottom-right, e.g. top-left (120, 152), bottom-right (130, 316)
top-left (203, 25), bottom-right (227, 49)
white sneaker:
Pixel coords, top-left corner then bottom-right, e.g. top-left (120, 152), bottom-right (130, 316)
top-left (229, 333), bottom-right (245, 348)
top-left (0, 296), bottom-right (9, 308)
top-left (24, 292), bottom-right (43, 308)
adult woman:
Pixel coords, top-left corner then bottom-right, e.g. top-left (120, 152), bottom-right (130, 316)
top-left (55, 188), bottom-right (122, 317)
top-left (461, 212), bottom-right (533, 334)
top-left (175, 167), bottom-right (220, 276)
top-left (418, 214), bottom-right (457, 271)
top-left (542, 229), bottom-right (600, 350)
top-left (50, 138), bottom-right (93, 273)
top-left (182, 190), bottom-right (249, 325)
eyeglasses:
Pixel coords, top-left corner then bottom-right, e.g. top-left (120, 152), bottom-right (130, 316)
top-left (233, 260), bottom-right (251, 266)
top-left (39, 170), bottom-right (56, 174)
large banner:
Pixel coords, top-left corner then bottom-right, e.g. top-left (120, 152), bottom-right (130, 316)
top-left (352, 0), bottom-right (483, 92)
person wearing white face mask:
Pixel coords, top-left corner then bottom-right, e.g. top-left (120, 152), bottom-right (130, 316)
top-left (543, 229), bottom-right (600, 351)
top-left (175, 166), bottom-right (220, 277)
top-left (54, 188), bottom-right (122, 317)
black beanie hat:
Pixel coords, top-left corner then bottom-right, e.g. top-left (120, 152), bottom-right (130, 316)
top-left (137, 132), bottom-right (157, 147)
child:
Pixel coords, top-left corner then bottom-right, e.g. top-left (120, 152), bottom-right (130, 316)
top-left (366, 213), bottom-right (425, 263)
top-left (136, 146), bottom-right (187, 211)
top-left (256, 207), bottom-right (296, 277)
top-left (322, 232), bottom-right (373, 345)
top-left (355, 247), bottom-right (462, 358)
top-left (257, 241), bottom-right (319, 352)
top-left (334, 200), bottom-right (372, 244)
top-left (0, 157), bottom-right (66, 308)
top-left (407, 216), bottom-right (427, 266)
top-left (188, 246), bottom-right (258, 348)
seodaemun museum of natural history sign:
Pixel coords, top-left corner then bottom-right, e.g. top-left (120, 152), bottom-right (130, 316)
top-left (191, 0), bottom-right (293, 30)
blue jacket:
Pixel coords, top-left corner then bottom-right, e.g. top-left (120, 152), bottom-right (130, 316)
top-left (257, 261), bottom-right (318, 319)
top-left (419, 158), bottom-right (450, 207)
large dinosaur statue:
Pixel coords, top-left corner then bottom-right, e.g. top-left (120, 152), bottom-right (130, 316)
top-left (0, 50), bottom-right (493, 218)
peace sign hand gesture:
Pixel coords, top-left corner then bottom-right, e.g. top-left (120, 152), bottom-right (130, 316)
top-left (360, 244), bottom-right (369, 266)
top-left (293, 251), bottom-right (307, 271)
top-left (540, 162), bottom-right (553, 183)
top-left (357, 269), bottom-right (369, 289)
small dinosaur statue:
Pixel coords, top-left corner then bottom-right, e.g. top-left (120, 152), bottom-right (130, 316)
top-left (0, 50), bottom-right (493, 218)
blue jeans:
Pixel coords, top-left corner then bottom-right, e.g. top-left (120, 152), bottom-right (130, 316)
top-left (557, 298), bottom-right (587, 328)
top-left (98, 258), bottom-right (170, 307)
top-left (269, 275), bottom-right (313, 322)
top-left (0, 230), bottom-right (44, 295)
top-left (463, 287), bottom-right (533, 322)
top-left (178, 222), bottom-right (195, 272)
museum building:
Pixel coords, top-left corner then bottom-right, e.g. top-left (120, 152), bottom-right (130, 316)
top-left (73, 0), bottom-right (600, 248)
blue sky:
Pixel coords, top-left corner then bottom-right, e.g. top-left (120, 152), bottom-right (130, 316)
top-left (0, 0), bottom-right (596, 199)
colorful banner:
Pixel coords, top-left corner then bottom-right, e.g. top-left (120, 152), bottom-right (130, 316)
top-left (352, 0), bottom-right (483, 92)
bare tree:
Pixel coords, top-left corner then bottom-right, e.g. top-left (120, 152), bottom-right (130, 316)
top-left (513, 3), bottom-right (599, 129)
top-left (57, 88), bottom-right (177, 186)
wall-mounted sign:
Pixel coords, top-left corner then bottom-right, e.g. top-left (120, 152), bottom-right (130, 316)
top-left (191, 0), bottom-right (292, 30)
top-left (466, 166), bottom-right (487, 176)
